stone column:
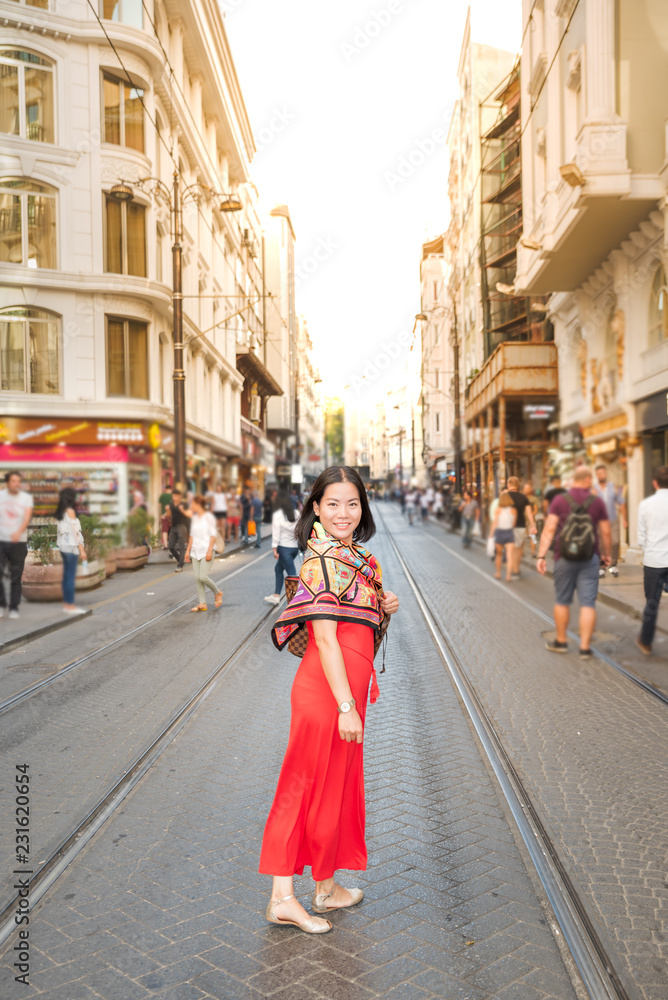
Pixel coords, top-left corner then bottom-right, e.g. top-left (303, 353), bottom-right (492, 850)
top-left (585, 0), bottom-right (616, 123)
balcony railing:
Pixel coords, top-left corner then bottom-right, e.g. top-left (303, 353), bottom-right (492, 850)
top-left (464, 341), bottom-right (558, 422)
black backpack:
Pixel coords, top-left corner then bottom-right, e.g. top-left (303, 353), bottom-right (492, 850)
top-left (559, 494), bottom-right (597, 561)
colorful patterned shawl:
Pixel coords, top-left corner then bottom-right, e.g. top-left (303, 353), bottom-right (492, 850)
top-left (272, 521), bottom-right (384, 653)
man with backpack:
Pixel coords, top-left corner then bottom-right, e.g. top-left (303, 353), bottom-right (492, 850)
top-left (536, 466), bottom-right (612, 658)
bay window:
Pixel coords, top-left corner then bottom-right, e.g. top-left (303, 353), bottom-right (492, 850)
top-left (106, 316), bottom-right (148, 398)
top-left (103, 73), bottom-right (144, 151)
top-left (105, 194), bottom-right (146, 276)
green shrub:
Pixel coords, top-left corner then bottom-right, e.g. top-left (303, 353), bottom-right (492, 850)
top-left (29, 525), bottom-right (58, 566)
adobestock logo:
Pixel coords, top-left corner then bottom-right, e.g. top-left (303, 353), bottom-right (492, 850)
top-left (339, 0), bottom-right (420, 64)
top-left (254, 107), bottom-right (297, 153)
top-left (295, 236), bottom-right (340, 289)
top-left (384, 111), bottom-right (452, 191)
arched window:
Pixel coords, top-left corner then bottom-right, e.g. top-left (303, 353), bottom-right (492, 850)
top-left (0, 177), bottom-right (57, 268)
top-left (0, 48), bottom-right (54, 143)
top-left (0, 306), bottom-right (60, 394)
top-left (649, 265), bottom-right (668, 346)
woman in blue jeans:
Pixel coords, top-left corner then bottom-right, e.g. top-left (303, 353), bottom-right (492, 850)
top-left (55, 488), bottom-right (87, 615)
top-left (264, 490), bottom-right (299, 606)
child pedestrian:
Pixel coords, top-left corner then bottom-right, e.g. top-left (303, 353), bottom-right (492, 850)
top-left (184, 494), bottom-right (223, 612)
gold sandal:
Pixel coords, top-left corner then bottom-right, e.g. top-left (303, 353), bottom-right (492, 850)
top-left (312, 884), bottom-right (364, 913)
top-left (190, 603), bottom-right (207, 613)
top-left (266, 893), bottom-right (331, 933)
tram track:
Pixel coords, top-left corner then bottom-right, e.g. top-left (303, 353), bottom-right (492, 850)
top-left (420, 523), bottom-right (668, 708)
top-left (379, 508), bottom-right (636, 1000)
top-left (0, 590), bottom-right (284, 952)
top-left (0, 548), bottom-right (271, 717)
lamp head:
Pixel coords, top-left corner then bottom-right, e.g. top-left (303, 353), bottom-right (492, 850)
top-left (109, 182), bottom-right (134, 203)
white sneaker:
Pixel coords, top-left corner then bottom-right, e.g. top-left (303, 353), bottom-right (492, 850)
top-left (175, 566), bottom-right (183, 573)
top-left (608, 566), bottom-right (619, 577)
top-left (8, 610), bottom-right (19, 620)
top-left (264, 595), bottom-right (280, 605)
top-left (599, 568), bottom-right (606, 578)
top-left (63, 607), bottom-right (86, 615)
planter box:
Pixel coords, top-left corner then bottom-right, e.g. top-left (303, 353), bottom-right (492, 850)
top-left (22, 563), bottom-right (63, 602)
top-left (76, 558), bottom-right (105, 591)
top-left (104, 553), bottom-right (117, 578)
top-left (115, 545), bottom-right (149, 571)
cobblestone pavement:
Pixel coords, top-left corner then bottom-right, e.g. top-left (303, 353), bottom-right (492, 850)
top-left (0, 517), bottom-right (581, 999)
top-left (0, 547), bottom-right (275, 906)
top-left (383, 505), bottom-right (668, 1000)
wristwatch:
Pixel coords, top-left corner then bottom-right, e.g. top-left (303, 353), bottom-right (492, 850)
top-left (337, 697), bottom-right (356, 714)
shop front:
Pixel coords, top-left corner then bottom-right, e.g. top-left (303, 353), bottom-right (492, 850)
top-left (636, 389), bottom-right (668, 493)
top-left (0, 417), bottom-right (165, 530)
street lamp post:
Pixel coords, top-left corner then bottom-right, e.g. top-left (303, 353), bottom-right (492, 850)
top-left (110, 174), bottom-right (242, 489)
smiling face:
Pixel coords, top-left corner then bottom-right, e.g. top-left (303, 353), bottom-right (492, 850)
top-left (313, 480), bottom-right (362, 546)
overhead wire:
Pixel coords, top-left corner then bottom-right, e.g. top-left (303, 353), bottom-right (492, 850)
top-left (84, 0), bottom-right (262, 327)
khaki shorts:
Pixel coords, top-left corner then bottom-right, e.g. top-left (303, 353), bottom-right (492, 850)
top-left (513, 527), bottom-right (527, 550)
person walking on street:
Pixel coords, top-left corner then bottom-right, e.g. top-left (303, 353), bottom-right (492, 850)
top-left (522, 482), bottom-right (539, 556)
top-left (226, 489), bottom-right (240, 542)
top-left (184, 494), bottom-right (223, 612)
top-left (636, 466), bottom-right (668, 655)
top-left (260, 466), bottom-right (400, 934)
top-left (594, 464), bottom-right (626, 577)
top-left (459, 491), bottom-right (479, 548)
top-left (168, 487), bottom-right (191, 572)
top-left (251, 491), bottom-right (263, 549)
top-left (543, 474), bottom-right (566, 514)
top-left (488, 492), bottom-right (517, 581)
top-left (507, 476), bottom-right (536, 578)
top-left (537, 466), bottom-right (611, 658)
top-left (264, 490), bottom-right (299, 605)
top-left (240, 488), bottom-right (251, 544)
top-left (0, 471), bottom-right (33, 619)
top-left (55, 488), bottom-right (87, 615)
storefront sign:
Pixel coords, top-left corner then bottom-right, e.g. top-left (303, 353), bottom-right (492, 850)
top-left (0, 417), bottom-right (147, 446)
top-left (636, 390), bottom-right (668, 432)
top-left (523, 404), bottom-right (555, 420)
top-left (291, 464), bottom-right (303, 483)
top-left (590, 438), bottom-right (618, 456)
top-left (277, 464), bottom-right (291, 477)
top-left (0, 443), bottom-right (128, 463)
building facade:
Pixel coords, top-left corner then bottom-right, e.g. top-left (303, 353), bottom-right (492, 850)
top-left (419, 234), bottom-right (454, 483)
top-left (514, 0), bottom-right (668, 558)
top-left (0, 0), bottom-right (270, 527)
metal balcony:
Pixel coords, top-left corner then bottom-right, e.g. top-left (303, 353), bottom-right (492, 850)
top-left (464, 341), bottom-right (558, 422)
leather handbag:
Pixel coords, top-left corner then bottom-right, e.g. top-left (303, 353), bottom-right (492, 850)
top-left (283, 576), bottom-right (389, 662)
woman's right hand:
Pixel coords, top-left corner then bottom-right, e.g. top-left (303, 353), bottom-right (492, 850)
top-left (338, 707), bottom-right (363, 745)
top-left (273, 548), bottom-right (279, 560)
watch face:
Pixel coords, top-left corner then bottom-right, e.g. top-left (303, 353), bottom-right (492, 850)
top-left (340, 701), bottom-right (351, 713)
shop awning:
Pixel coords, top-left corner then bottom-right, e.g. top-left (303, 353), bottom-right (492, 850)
top-left (236, 350), bottom-right (283, 397)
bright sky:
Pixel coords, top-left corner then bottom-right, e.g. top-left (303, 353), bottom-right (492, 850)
top-left (223, 0), bottom-right (521, 402)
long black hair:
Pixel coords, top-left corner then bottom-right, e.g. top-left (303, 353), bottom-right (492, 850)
top-left (273, 489), bottom-right (296, 523)
top-left (294, 466), bottom-right (375, 550)
top-left (55, 487), bottom-right (78, 522)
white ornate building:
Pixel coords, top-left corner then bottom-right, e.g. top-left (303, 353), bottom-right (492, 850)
top-left (0, 0), bottom-right (281, 524)
top-left (514, 0), bottom-right (668, 557)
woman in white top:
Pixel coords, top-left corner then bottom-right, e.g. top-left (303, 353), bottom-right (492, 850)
top-left (55, 488), bottom-right (87, 614)
top-left (488, 491), bottom-right (517, 582)
top-left (184, 494), bottom-right (223, 612)
top-left (264, 490), bottom-right (299, 606)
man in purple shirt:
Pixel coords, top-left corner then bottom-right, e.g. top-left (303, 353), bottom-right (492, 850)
top-left (536, 466), bottom-right (612, 658)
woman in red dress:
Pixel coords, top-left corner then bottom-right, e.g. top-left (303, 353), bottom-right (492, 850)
top-left (260, 466), bottom-right (399, 934)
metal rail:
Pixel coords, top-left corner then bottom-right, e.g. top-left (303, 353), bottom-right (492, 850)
top-left (0, 594), bottom-right (282, 951)
top-left (423, 527), bottom-right (668, 708)
top-left (378, 509), bottom-right (634, 1000)
top-left (0, 549), bottom-right (271, 717)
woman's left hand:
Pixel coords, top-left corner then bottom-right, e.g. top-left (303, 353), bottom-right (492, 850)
top-left (380, 591), bottom-right (399, 615)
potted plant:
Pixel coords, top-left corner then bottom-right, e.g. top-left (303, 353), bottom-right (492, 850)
top-left (76, 515), bottom-right (107, 591)
top-left (115, 508), bottom-right (154, 571)
top-left (22, 525), bottom-right (63, 602)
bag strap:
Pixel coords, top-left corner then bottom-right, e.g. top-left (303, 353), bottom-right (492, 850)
top-left (565, 493), bottom-right (597, 514)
